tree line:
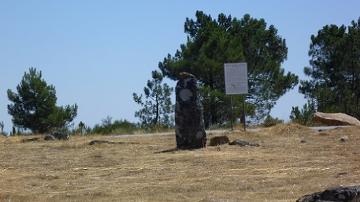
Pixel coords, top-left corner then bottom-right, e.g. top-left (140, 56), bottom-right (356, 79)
top-left (2, 11), bottom-right (360, 135)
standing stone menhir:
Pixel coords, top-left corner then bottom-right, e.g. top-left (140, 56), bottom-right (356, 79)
top-left (175, 72), bottom-right (206, 149)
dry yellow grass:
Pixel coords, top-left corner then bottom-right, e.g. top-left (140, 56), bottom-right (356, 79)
top-left (1, 124), bottom-right (360, 202)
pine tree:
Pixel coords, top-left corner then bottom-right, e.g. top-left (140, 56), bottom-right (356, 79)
top-left (133, 70), bottom-right (174, 128)
top-left (300, 18), bottom-right (360, 118)
top-left (159, 11), bottom-right (298, 126)
top-left (7, 68), bottom-right (77, 133)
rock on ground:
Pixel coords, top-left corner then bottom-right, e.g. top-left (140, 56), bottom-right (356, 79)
top-left (297, 185), bottom-right (360, 202)
top-left (229, 139), bottom-right (259, 147)
top-left (208, 136), bottom-right (230, 146)
top-left (314, 112), bottom-right (360, 126)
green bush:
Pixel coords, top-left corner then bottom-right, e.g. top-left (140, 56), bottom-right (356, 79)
top-left (290, 101), bottom-right (315, 126)
top-left (262, 115), bottom-right (284, 127)
top-left (91, 117), bottom-right (138, 135)
top-left (7, 68), bottom-right (77, 133)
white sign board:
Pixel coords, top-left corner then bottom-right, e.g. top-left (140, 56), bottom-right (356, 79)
top-left (224, 63), bottom-right (248, 95)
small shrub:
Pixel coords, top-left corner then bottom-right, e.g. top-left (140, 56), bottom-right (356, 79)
top-left (290, 101), bottom-right (315, 126)
top-left (91, 118), bottom-right (138, 135)
top-left (263, 115), bottom-right (283, 127)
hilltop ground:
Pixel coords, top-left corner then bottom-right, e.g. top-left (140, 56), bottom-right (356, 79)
top-left (0, 124), bottom-right (359, 202)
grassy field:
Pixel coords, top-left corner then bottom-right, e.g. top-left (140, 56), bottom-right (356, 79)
top-left (1, 124), bottom-right (360, 202)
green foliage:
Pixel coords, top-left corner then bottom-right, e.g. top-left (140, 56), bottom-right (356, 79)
top-left (262, 115), bottom-right (284, 127)
top-left (7, 68), bottom-right (78, 133)
top-left (300, 18), bottom-right (360, 119)
top-left (133, 70), bottom-right (174, 128)
top-left (78, 121), bottom-right (85, 135)
top-left (91, 116), bottom-right (138, 134)
top-left (199, 86), bottom-right (253, 126)
top-left (290, 101), bottom-right (315, 126)
top-left (72, 121), bottom-right (91, 135)
top-left (159, 11), bottom-right (298, 126)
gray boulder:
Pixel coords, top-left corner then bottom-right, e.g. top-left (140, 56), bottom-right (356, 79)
top-left (314, 112), bottom-right (360, 126)
top-left (229, 139), bottom-right (259, 147)
top-left (297, 185), bottom-right (360, 202)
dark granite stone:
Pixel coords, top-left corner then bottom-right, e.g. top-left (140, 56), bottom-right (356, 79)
top-left (209, 136), bottom-right (230, 146)
top-left (175, 72), bottom-right (206, 149)
top-left (229, 139), bottom-right (259, 147)
top-left (297, 185), bottom-right (360, 202)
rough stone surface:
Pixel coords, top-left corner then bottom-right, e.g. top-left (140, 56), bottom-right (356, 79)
top-left (175, 72), bottom-right (206, 149)
top-left (44, 135), bottom-right (56, 141)
top-left (297, 185), bottom-right (360, 202)
top-left (209, 136), bottom-right (230, 146)
top-left (314, 112), bottom-right (360, 126)
top-left (229, 139), bottom-right (259, 147)
top-left (51, 131), bottom-right (69, 140)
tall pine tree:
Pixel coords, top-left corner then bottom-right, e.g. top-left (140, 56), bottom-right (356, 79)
top-left (7, 68), bottom-right (78, 133)
top-left (300, 18), bottom-right (360, 118)
top-left (159, 11), bottom-right (298, 126)
top-left (133, 70), bottom-right (174, 128)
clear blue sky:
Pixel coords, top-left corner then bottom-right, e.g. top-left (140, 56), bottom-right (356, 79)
top-left (1, 1), bottom-right (359, 132)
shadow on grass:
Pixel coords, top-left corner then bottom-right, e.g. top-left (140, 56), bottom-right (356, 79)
top-left (154, 148), bottom-right (179, 154)
top-left (89, 140), bottom-right (139, 145)
top-left (155, 146), bottom-right (206, 154)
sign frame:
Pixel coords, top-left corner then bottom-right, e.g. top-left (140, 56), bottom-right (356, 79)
top-left (224, 63), bottom-right (248, 95)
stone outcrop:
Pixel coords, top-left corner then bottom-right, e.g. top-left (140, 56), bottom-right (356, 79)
top-left (314, 112), bottom-right (360, 126)
top-left (297, 185), bottom-right (360, 202)
top-left (175, 72), bottom-right (206, 149)
top-left (229, 139), bottom-right (259, 147)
